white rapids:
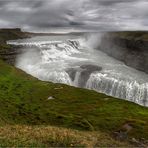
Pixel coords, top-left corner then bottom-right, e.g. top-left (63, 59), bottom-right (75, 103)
top-left (7, 35), bottom-right (148, 106)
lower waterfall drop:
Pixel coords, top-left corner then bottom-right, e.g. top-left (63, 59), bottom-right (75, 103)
top-left (86, 72), bottom-right (148, 106)
top-left (73, 71), bottom-right (81, 87)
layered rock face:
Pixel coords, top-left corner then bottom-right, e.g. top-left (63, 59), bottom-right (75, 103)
top-left (99, 32), bottom-right (148, 73)
top-left (0, 46), bottom-right (23, 65)
top-left (66, 65), bottom-right (102, 87)
top-left (0, 28), bottom-right (29, 65)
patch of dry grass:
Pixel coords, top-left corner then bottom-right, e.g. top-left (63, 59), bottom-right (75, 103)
top-left (0, 125), bottom-right (132, 147)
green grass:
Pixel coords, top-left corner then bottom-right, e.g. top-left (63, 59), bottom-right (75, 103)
top-left (0, 59), bottom-right (148, 141)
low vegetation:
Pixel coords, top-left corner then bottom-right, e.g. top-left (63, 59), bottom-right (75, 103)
top-left (0, 125), bottom-right (133, 147)
top-left (0, 59), bottom-right (148, 146)
top-left (109, 31), bottom-right (148, 41)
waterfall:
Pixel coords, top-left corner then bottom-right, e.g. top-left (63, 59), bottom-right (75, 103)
top-left (86, 72), bottom-right (148, 106)
top-left (9, 37), bottom-right (84, 85)
top-left (7, 35), bottom-right (148, 107)
top-left (40, 71), bottom-right (72, 85)
top-left (73, 71), bottom-right (81, 87)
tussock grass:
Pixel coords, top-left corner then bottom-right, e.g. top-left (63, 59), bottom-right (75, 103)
top-left (0, 125), bottom-right (132, 147)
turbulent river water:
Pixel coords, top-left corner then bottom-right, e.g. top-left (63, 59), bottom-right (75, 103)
top-left (7, 34), bottom-right (148, 107)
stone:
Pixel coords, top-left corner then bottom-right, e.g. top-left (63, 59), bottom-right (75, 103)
top-left (54, 87), bottom-right (63, 90)
top-left (47, 96), bottom-right (55, 100)
top-left (122, 123), bottom-right (133, 132)
top-left (113, 131), bottom-right (128, 140)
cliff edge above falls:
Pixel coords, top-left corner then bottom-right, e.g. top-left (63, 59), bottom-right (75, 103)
top-left (0, 28), bottom-right (30, 64)
top-left (99, 31), bottom-right (148, 73)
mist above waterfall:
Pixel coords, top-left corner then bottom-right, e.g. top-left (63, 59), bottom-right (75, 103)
top-left (82, 33), bottom-right (103, 49)
top-left (7, 34), bottom-right (148, 106)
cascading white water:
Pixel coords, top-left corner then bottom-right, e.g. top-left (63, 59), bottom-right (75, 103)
top-left (73, 71), bottom-right (81, 87)
top-left (8, 36), bottom-right (85, 85)
top-left (86, 72), bottom-right (148, 106)
top-left (7, 35), bottom-right (148, 107)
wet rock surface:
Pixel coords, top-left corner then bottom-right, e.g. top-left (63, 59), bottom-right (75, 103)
top-left (99, 33), bottom-right (148, 74)
top-left (0, 28), bottom-right (30, 65)
top-left (66, 64), bottom-right (102, 87)
top-left (66, 68), bottom-right (77, 82)
top-left (79, 65), bottom-right (102, 87)
top-left (0, 46), bottom-right (23, 65)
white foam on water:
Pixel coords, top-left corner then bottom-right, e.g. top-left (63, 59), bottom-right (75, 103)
top-left (7, 35), bottom-right (148, 106)
top-left (86, 72), bottom-right (148, 106)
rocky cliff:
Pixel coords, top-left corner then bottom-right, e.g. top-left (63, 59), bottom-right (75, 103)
top-left (0, 28), bottom-right (30, 64)
top-left (99, 32), bottom-right (148, 73)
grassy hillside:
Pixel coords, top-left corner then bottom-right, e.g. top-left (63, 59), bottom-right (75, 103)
top-left (0, 59), bottom-right (148, 146)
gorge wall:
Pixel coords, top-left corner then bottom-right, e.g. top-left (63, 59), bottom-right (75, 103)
top-left (0, 28), bottom-right (31, 64)
top-left (99, 32), bottom-right (148, 73)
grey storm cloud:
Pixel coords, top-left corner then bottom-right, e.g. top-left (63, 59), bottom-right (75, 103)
top-left (0, 0), bottom-right (148, 32)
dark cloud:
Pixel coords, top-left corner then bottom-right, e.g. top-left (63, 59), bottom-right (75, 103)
top-left (0, 0), bottom-right (148, 32)
top-left (69, 21), bottom-right (85, 26)
top-left (93, 0), bottom-right (135, 6)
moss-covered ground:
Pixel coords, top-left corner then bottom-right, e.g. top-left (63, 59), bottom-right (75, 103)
top-left (0, 60), bottom-right (148, 140)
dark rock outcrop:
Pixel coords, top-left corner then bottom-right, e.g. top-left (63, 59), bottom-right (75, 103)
top-left (66, 68), bottom-right (77, 82)
top-left (66, 64), bottom-right (102, 87)
top-left (0, 28), bottom-right (30, 65)
top-left (99, 32), bottom-right (148, 73)
top-left (79, 65), bottom-right (102, 87)
top-left (0, 46), bottom-right (23, 65)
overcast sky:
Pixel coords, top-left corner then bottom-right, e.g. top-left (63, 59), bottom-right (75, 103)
top-left (0, 0), bottom-right (148, 32)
